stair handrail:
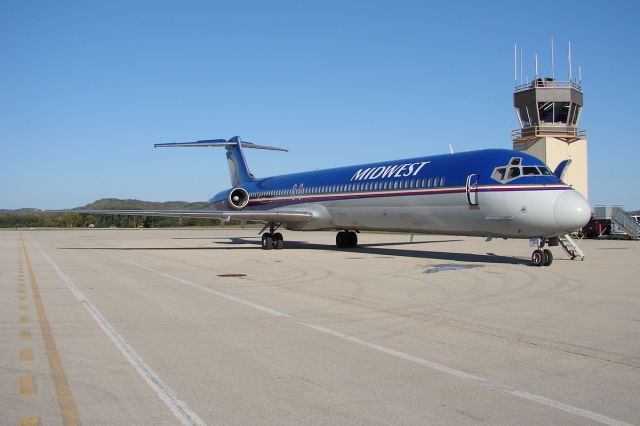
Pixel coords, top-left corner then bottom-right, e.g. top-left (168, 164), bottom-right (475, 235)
top-left (611, 207), bottom-right (640, 239)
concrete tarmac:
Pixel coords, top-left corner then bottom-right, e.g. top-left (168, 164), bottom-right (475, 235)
top-left (1, 228), bottom-right (639, 425)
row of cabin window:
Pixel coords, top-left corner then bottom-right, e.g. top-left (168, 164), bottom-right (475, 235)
top-left (250, 177), bottom-right (447, 199)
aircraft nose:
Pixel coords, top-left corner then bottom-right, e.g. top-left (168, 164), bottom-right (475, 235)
top-left (554, 190), bottom-right (591, 231)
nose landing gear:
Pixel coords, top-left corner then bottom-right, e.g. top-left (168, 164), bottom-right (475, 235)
top-left (531, 238), bottom-right (554, 266)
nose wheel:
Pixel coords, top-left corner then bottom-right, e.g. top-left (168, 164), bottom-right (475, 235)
top-left (531, 239), bottom-right (554, 266)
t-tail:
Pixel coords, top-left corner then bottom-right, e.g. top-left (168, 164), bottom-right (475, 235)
top-left (154, 136), bottom-right (287, 187)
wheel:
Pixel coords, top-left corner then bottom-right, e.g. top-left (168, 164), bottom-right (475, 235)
top-left (274, 232), bottom-right (284, 250)
top-left (347, 231), bottom-right (358, 248)
top-left (543, 249), bottom-right (553, 266)
top-left (531, 249), bottom-right (544, 266)
top-left (261, 234), bottom-right (273, 250)
top-left (336, 231), bottom-right (345, 248)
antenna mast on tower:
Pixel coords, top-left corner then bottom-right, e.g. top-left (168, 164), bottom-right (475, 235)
top-left (551, 36), bottom-right (555, 80)
top-left (568, 41), bottom-right (573, 81)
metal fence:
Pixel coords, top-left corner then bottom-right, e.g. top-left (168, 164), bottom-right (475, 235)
top-left (512, 126), bottom-right (587, 141)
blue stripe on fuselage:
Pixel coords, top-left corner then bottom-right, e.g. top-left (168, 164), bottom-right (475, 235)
top-left (211, 149), bottom-right (562, 205)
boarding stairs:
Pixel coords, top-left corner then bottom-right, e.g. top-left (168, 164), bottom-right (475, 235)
top-left (611, 207), bottom-right (640, 240)
top-left (558, 234), bottom-right (585, 260)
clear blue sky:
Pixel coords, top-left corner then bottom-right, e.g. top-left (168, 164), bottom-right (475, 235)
top-left (1, 0), bottom-right (638, 210)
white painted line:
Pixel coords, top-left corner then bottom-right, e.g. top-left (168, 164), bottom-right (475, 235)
top-left (32, 241), bottom-right (206, 426)
top-left (103, 250), bottom-right (634, 426)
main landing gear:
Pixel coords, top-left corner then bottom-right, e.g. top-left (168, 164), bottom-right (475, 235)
top-left (336, 230), bottom-right (358, 249)
top-left (261, 222), bottom-right (284, 250)
top-left (531, 238), bottom-right (554, 267)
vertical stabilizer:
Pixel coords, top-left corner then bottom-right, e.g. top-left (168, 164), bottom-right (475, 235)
top-left (154, 136), bottom-right (287, 187)
top-left (225, 137), bottom-right (255, 187)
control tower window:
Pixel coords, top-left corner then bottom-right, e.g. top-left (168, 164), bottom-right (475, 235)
top-left (538, 102), bottom-right (554, 123)
top-left (555, 102), bottom-right (570, 123)
top-left (538, 102), bottom-right (571, 124)
top-left (517, 106), bottom-right (531, 127)
top-left (569, 105), bottom-right (581, 125)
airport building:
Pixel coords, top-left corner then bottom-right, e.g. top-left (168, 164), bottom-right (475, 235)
top-left (512, 77), bottom-right (589, 199)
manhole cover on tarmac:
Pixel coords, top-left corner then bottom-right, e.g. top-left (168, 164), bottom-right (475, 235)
top-left (217, 273), bottom-right (247, 278)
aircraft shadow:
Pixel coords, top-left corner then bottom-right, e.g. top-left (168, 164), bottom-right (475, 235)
top-left (61, 237), bottom-right (528, 265)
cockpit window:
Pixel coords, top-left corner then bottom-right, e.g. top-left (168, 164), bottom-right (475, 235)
top-left (492, 167), bottom-right (506, 180)
top-left (491, 157), bottom-right (554, 183)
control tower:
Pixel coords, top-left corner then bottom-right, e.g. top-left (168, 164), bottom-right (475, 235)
top-left (512, 77), bottom-right (588, 199)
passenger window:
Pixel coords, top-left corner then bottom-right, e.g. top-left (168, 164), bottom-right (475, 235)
top-left (433, 177), bottom-right (439, 187)
top-left (441, 177), bottom-right (445, 187)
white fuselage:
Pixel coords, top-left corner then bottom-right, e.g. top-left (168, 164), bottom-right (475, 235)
top-left (284, 187), bottom-right (589, 239)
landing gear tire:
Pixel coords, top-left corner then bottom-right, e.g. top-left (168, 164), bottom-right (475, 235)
top-left (543, 249), bottom-right (553, 266)
top-left (336, 231), bottom-right (358, 248)
top-left (532, 249), bottom-right (544, 267)
top-left (261, 233), bottom-right (273, 250)
top-left (346, 231), bottom-right (358, 248)
top-left (274, 232), bottom-right (284, 250)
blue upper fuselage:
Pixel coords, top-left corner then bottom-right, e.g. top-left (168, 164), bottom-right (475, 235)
top-left (211, 149), bottom-right (562, 205)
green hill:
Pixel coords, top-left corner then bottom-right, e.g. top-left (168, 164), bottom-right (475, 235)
top-left (77, 198), bottom-right (215, 210)
top-left (1, 198), bottom-right (219, 228)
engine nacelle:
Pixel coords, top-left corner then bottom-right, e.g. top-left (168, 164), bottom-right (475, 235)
top-left (227, 187), bottom-right (249, 210)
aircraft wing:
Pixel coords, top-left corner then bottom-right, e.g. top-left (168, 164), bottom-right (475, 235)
top-left (64, 209), bottom-right (313, 223)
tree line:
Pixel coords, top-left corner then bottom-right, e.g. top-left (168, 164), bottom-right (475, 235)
top-left (0, 199), bottom-right (233, 228)
top-left (0, 212), bottom-right (224, 228)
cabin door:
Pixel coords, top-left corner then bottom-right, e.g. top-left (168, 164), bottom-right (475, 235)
top-left (466, 174), bottom-right (479, 206)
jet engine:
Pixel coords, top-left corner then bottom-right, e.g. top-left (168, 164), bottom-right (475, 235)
top-left (227, 187), bottom-right (249, 210)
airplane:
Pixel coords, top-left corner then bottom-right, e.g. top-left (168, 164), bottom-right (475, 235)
top-left (73, 136), bottom-right (591, 266)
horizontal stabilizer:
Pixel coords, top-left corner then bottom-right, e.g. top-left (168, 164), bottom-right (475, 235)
top-left (155, 136), bottom-right (287, 152)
